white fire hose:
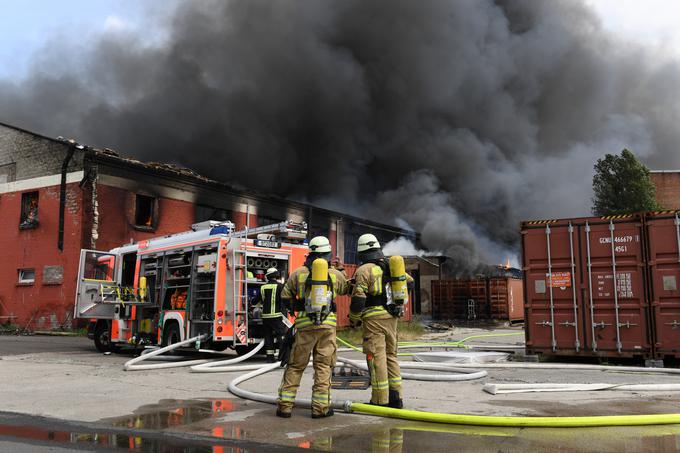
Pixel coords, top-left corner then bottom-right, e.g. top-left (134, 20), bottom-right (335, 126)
top-left (122, 334), bottom-right (680, 427)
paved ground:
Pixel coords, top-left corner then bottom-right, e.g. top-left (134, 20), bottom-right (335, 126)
top-left (2, 327), bottom-right (680, 452)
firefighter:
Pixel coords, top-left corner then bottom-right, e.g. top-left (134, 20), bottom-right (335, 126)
top-left (255, 267), bottom-right (289, 363)
top-left (276, 236), bottom-right (348, 418)
top-left (349, 234), bottom-right (413, 409)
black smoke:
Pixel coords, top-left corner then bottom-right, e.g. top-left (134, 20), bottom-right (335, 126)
top-left (2, 0), bottom-right (680, 272)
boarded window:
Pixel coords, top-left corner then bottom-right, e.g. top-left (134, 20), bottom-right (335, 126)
top-left (43, 265), bottom-right (64, 285)
top-left (18, 268), bottom-right (35, 284)
top-left (19, 191), bottom-right (39, 229)
top-left (134, 194), bottom-right (157, 229)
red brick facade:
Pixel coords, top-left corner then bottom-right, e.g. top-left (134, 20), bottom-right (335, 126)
top-left (0, 181), bottom-right (198, 328)
top-left (651, 172), bottom-right (680, 210)
top-left (0, 183), bottom-right (84, 329)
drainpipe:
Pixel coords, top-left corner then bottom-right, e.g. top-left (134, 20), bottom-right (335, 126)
top-left (58, 141), bottom-right (84, 251)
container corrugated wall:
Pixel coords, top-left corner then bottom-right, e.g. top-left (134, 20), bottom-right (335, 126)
top-left (645, 211), bottom-right (680, 360)
top-left (489, 278), bottom-right (524, 321)
top-left (522, 215), bottom-right (651, 359)
top-left (431, 277), bottom-right (523, 321)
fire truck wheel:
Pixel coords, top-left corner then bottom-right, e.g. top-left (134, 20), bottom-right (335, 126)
top-left (162, 322), bottom-right (181, 347)
top-left (94, 322), bottom-right (114, 353)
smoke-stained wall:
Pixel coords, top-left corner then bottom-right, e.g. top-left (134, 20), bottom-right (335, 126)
top-left (2, 0), bottom-right (680, 272)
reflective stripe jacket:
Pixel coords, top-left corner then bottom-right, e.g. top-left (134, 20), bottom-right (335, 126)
top-left (256, 282), bottom-right (285, 318)
top-left (350, 262), bottom-right (414, 321)
top-left (281, 266), bottom-right (349, 329)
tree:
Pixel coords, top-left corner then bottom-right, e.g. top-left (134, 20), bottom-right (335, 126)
top-left (592, 149), bottom-right (660, 216)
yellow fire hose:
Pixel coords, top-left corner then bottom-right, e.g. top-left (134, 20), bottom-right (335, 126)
top-left (349, 403), bottom-right (680, 427)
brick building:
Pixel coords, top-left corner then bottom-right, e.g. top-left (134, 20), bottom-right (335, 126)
top-left (650, 171), bottom-right (680, 210)
top-left (0, 122), bottom-right (417, 329)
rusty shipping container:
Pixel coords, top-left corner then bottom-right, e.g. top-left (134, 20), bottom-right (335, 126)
top-left (431, 279), bottom-right (489, 320)
top-left (645, 211), bottom-right (680, 360)
top-left (334, 264), bottom-right (413, 328)
top-left (489, 278), bottom-right (524, 321)
top-left (522, 215), bottom-right (652, 359)
top-left (431, 277), bottom-right (523, 321)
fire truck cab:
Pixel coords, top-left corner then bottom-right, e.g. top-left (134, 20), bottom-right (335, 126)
top-left (75, 220), bottom-right (309, 352)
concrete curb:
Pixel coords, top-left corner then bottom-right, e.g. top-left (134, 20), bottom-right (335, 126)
top-left (33, 331), bottom-right (81, 337)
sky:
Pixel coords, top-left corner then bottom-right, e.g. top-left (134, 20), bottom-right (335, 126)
top-left (1, 1), bottom-right (679, 78)
top-left (0, 0), bottom-right (170, 78)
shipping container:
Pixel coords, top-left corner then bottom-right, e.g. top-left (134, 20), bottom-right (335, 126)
top-left (431, 277), bottom-right (523, 321)
top-left (334, 264), bottom-right (413, 328)
top-left (489, 278), bottom-right (524, 321)
top-left (522, 215), bottom-right (652, 359)
top-left (431, 279), bottom-right (473, 320)
top-left (645, 211), bottom-right (680, 360)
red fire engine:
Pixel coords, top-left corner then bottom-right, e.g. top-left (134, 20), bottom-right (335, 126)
top-left (74, 220), bottom-right (308, 352)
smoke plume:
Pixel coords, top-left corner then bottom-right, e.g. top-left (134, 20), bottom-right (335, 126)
top-left (2, 0), bottom-right (680, 273)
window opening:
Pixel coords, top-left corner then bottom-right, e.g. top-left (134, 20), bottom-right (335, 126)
top-left (135, 194), bottom-right (156, 228)
top-left (19, 191), bottom-right (39, 229)
top-left (82, 252), bottom-right (115, 281)
top-left (18, 268), bottom-right (35, 284)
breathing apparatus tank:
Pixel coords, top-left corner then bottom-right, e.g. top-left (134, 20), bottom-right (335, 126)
top-left (138, 276), bottom-right (148, 302)
top-left (306, 258), bottom-right (331, 325)
top-left (386, 255), bottom-right (408, 317)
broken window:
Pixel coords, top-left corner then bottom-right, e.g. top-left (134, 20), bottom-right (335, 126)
top-left (19, 191), bottom-right (39, 229)
top-left (18, 268), bottom-right (35, 284)
top-left (134, 194), bottom-right (157, 229)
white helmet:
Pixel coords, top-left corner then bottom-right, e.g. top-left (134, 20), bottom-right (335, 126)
top-left (265, 267), bottom-right (279, 278)
top-left (308, 236), bottom-right (332, 254)
top-left (357, 233), bottom-right (381, 252)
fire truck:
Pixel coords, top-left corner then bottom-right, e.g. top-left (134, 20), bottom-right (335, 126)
top-left (74, 220), bottom-right (309, 352)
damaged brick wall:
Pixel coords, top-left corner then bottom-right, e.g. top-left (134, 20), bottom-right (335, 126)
top-left (0, 183), bottom-right (84, 330)
top-left (95, 184), bottom-right (195, 251)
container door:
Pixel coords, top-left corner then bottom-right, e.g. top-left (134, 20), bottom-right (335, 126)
top-left (523, 222), bottom-right (583, 354)
top-left (74, 249), bottom-right (119, 319)
top-left (507, 279), bottom-right (524, 322)
top-left (646, 214), bottom-right (680, 358)
top-left (580, 219), bottom-right (650, 356)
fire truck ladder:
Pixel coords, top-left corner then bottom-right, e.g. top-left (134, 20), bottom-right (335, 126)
top-left (232, 247), bottom-right (250, 348)
top-left (229, 220), bottom-right (308, 240)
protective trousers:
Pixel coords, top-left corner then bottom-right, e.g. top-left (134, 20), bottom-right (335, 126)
top-left (363, 314), bottom-right (401, 405)
top-left (277, 325), bottom-right (336, 415)
top-left (263, 317), bottom-right (288, 359)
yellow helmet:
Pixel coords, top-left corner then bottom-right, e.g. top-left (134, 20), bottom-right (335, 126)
top-left (357, 233), bottom-right (381, 252)
top-left (309, 236), bottom-right (332, 254)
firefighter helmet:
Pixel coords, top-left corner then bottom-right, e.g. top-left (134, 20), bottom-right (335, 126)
top-left (357, 233), bottom-right (381, 252)
top-left (265, 267), bottom-right (279, 278)
top-left (308, 236), bottom-right (332, 254)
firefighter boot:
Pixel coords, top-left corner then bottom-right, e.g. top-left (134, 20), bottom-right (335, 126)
top-left (311, 408), bottom-right (334, 419)
top-left (388, 389), bottom-right (403, 409)
top-left (276, 407), bottom-right (292, 418)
